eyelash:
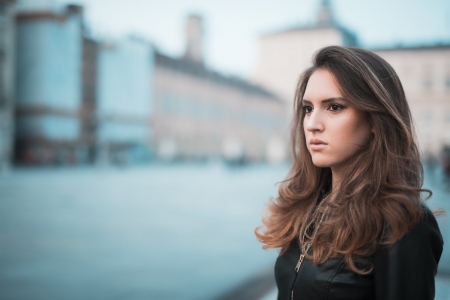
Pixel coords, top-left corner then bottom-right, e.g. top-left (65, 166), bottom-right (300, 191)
top-left (302, 106), bottom-right (313, 113)
top-left (302, 104), bottom-right (344, 113)
top-left (329, 104), bottom-right (344, 112)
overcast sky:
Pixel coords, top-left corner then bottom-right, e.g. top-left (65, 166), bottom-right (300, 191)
top-left (58, 0), bottom-right (450, 78)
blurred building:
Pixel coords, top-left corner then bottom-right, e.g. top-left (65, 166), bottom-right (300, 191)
top-left (252, 0), bottom-right (450, 157)
top-left (0, 0), bottom-right (16, 172)
top-left (15, 4), bottom-right (84, 165)
top-left (252, 0), bottom-right (357, 104)
top-left (13, 3), bottom-right (154, 166)
top-left (11, 4), bottom-right (285, 166)
top-left (96, 37), bottom-right (153, 165)
top-left (373, 45), bottom-right (450, 157)
top-left (153, 15), bottom-right (287, 163)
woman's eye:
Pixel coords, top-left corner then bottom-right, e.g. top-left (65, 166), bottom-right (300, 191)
top-left (328, 104), bottom-right (343, 112)
top-left (302, 106), bottom-right (313, 113)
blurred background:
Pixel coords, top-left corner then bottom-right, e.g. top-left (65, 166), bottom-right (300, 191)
top-left (0, 0), bottom-right (449, 299)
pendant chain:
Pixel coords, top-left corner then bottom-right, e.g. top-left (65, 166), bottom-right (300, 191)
top-left (292, 193), bottom-right (333, 299)
top-left (302, 192), bottom-right (332, 251)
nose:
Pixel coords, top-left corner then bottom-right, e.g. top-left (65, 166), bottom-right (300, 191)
top-left (304, 110), bottom-right (325, 133)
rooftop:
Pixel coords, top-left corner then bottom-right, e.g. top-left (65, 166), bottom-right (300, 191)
top-left (259, 0), bottom-right (357, 46)
top-left (370, 43), bottom-right (450, 52)
top-left (155, 51), bottom-right (280, 101)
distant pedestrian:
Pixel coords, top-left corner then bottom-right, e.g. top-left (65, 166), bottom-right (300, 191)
top-left (256, 45), bottom-right (444, 300)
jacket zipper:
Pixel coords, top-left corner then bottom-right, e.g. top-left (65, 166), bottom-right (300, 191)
top-left (290, 244), bottom-right (310, 300)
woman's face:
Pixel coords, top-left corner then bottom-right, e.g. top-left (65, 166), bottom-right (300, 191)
top-left (302, 69), bottom-right (371, 172)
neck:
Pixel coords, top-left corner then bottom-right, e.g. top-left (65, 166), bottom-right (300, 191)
top-left (330, 169), bottom-right (342, 198)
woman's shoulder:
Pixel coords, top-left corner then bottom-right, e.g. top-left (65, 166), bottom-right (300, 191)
top-left (415, 204), bottom-right (443, 242)
top-left (371, 204), bottom-right (444, 299)
top-left (375, 203), bottom-right (443, 259)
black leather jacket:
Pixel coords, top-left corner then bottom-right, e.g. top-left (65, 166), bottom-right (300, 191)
top-left (275, 205), bottom-right (444, 300)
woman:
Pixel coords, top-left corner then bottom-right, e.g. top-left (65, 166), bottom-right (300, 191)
top-left (255, 46), bottom-right (444, 300)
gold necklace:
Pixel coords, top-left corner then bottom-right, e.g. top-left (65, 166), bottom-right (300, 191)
top-left (292, 193), bottom-right (332, 300)
top-left (302, 193), bottom-right (331, 245)
top-left (296, 193), bottom-right (331, 272)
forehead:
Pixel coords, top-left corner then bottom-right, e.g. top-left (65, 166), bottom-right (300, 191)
top-left (303, 69), bottom-right (343, 100)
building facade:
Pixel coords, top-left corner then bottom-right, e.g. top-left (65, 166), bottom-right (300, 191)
top-left (154, 51), bottom-right (287, 163)
top-left (0, 0), bottom-right (16, 172)
top-left (15, 4), bottom-right (84, 164)
top-left (14, 4), bottom-right (155, 166)
top-left (96, 37), bottom-right (154, 165)
top-left (152, 15), bottom-right (287, 163)
top-left (2, 4), bottom-right (288, 167)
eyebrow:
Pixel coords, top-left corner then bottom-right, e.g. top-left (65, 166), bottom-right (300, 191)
top-left (302, 97), bottom-right (347, 105)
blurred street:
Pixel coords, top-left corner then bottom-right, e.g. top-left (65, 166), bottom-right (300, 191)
top-left (0, 163), bottom-right (449, 299)
top-left (0, 164), bottom-right (284, 299)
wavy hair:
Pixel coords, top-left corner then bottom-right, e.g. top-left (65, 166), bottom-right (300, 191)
top-left (255, 46), bottom-right (431, 274)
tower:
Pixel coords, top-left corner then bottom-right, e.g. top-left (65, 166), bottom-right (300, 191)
top-left (184, 14), bottom-right (203, 65)
top-left (317, 0), bottom-right (335, 27)
top-left (251, 0), bottom-right (356, 105)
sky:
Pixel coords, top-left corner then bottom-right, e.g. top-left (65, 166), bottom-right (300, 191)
top-left (51, 0), bottom-right (450, 78)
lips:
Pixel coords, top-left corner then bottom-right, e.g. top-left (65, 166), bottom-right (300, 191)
top-left (309, 138), bottom-right (328, 151)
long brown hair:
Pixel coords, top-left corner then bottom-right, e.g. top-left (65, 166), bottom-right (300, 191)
top-left (255, 46), bottom-right (431, 274)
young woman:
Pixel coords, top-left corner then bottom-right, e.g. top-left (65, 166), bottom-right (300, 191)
top-left (255, 46), bottom-right (444, 300)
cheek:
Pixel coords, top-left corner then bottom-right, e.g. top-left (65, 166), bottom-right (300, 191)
top-left (354, 125), bottom-right (371, 145)
top-left (351, 124), bottom-right (370, 148)
top-left (333, 116), bottom-right (371, 150)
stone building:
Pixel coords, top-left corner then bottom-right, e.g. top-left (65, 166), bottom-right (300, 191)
top-left (153, 15), bottom-right (287, 163)
top-left (251, 0), bottom-right (450, 157)
top-left (0, 0), bottom-right (16, 172)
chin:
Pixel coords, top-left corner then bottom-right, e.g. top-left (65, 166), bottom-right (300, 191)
top-left (310, 156), bottom-right (333, 168)
top-left (311, 160), bottom-right (329, 168)
top-left (312, 162), bottom-right (331, 168)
